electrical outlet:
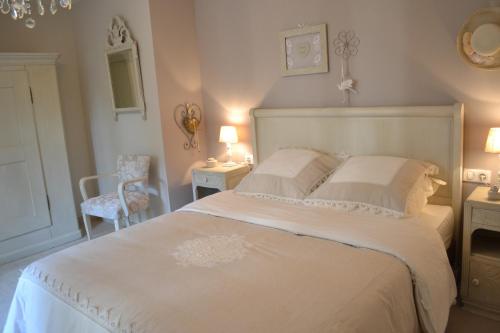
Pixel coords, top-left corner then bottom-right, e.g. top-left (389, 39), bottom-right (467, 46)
top-left (463, 168), bottom-right (492, 184)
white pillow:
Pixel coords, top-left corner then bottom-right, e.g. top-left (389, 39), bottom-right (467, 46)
top-left (235, 148), bottom-right (342, 202)
top-left (305, 155), bottom-right (439, 217)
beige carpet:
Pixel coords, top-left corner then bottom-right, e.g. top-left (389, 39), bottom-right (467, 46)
top-left (1, 221), bottom-right (500, 332)
top-left (447, 305), bottom-right (500, 333)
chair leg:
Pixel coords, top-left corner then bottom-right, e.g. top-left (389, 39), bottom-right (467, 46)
top-left (124, 215), bottom-right (131, 228)
top-left (82, 213), bottom-right (92, 241)
top-left (113, 219), bottom-right (120, 232)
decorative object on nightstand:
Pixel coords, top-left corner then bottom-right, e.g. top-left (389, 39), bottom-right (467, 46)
top-left (485, 127), bottom-right (500, 200)
top-left (192, 164), bottom-right (249, 200)
top-left (219, 126), bottom-right (238, 167)
top-left (461, 186), bottom-right (500, 320)
top-left (206, 157), bottom-right (218, 168)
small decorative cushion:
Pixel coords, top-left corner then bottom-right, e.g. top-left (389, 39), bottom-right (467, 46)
top-left (235, 148), bottom-right (342, 202)
top-left (305, 155), bottom-right (439, 217)
top-left (81, 191), bottom-right (149, 220)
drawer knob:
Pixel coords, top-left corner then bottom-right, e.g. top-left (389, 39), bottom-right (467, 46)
top-left (472, 278), bottom-right (480, 286)
top-left (204, 176), bottom-right (208, 183)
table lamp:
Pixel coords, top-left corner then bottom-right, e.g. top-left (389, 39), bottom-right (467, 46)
top-left (219, 126), bottom-right (238, 167)
top-left (485, 127), bottom-right (500, 199)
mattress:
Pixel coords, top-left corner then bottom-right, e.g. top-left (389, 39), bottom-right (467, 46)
top-left (3, 191), bottom-right (456, 333)
top-left (418, 205), bottom-right (454, 249)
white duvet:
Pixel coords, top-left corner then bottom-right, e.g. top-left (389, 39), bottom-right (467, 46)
top-left (3, 191), bottom-right (456, 333)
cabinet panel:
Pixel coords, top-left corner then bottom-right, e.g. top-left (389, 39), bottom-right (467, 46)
top-left (472, 208), bottom-right (500, 228)
top-left (468, 258), bottom-right (500, 308)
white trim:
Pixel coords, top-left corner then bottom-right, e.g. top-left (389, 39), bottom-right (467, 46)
top-left (0, 53), bottom-right (59, 65)
top-left (0, 229), bottom-right (82, 265)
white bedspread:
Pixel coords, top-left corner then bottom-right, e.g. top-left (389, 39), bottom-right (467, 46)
top-left (181, 191), bottom-right (456, 333)
top-left (3, 191), bottom-right (456, 333)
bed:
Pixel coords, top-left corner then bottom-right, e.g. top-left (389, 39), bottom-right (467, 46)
top-left (3, 104), bottom-right (464, 333)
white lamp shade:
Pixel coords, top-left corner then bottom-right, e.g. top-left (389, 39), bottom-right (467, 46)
top-left (219, 126), bottom-right (238, 144)
top-left (485, 128), bottom-right (500, 153)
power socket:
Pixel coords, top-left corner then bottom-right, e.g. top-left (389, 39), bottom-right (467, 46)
top-left (463, 168), bottom-right (492, 184)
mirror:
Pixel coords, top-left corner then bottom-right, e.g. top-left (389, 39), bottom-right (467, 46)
top-left (105, 16), bottom-right (146, 120)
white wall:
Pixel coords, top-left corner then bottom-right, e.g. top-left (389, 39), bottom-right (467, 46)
top-left (194, 0), bottom-right (500, 198)
top-left (0, 11), bottom-right (95, 213)
top-left (72, 0), bottom-right (170, 215)
top-left (149, 0), bottom-right (208, 211)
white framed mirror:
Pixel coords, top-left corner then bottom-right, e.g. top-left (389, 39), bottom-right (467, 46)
top-left (105, 16), bottom-right (146, 120)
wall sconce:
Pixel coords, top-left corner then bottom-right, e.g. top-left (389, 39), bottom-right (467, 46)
top-left (174, 103), bottom-right (202, 151)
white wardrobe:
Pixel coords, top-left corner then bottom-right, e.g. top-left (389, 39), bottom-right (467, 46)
top-left (0, 53), bottom-right (80, 264)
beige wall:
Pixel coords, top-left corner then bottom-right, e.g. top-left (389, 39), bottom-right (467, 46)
top-left (0, 11), bottom-right (94, 212)
top-left (149, 0), bottom-right (207, 210)
top-left (72, 0), bottom-right (170, 215)
top-left (194, 0), bottom-right (500, 197)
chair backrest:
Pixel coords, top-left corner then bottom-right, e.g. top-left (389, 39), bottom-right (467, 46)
top-left (116, 155), bottom-right (151, 192)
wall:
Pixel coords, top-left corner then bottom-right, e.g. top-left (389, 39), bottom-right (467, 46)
top-left (72, 0), bottom-right (170, 214)
top-left (149, 0), bottom-right (207, 210)
top-left (0, 11), bottom-right (94, 212)
top-left (194, 0), bottom-right (500, 196)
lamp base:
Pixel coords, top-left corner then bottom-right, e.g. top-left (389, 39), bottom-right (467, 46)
top-left (222, 161), bottom-right (238, 167)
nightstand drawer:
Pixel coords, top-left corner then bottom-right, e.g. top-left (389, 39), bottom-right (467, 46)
top-left (472, 208), bottom-right (500, 227)
top-left (468, 258), bottom-right (500, 307)
top-left (193, 173), bottom-right (223, 188)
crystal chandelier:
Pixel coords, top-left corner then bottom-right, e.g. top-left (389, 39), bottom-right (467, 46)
top-left (0, 0), bottom-right (72, 29)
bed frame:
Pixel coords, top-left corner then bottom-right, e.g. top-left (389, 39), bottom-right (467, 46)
top-left (250, 104), bottom-right (464, 255)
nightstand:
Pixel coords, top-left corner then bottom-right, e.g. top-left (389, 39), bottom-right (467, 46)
top-left (192, 164), bottom-right (250, 200)
top-left (461, 186), bottom-right (500, 320)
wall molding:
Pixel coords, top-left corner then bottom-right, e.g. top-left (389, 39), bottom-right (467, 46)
top-left (0, 53), bottom-right (59, 65)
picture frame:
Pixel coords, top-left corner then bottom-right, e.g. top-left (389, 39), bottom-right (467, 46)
top-left (280, 24), bottom-right (329, 76)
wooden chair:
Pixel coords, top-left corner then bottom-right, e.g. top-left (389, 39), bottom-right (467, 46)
top-left (79, 155), bottom-right (150, 240)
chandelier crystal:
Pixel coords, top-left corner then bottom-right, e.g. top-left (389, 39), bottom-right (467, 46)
top-left (0, 0), bottom-right (72, 29)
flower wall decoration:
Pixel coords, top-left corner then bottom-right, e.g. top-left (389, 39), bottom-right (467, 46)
top-left (333, 30), bottom-right (360, 104)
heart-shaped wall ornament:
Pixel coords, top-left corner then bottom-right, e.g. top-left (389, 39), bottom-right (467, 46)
top-left (458, 6), bottom-right (500, 69)
top-left (297, 42), bottom-right (311, 57)
top-left (174, 103), bottom-right (202, 151)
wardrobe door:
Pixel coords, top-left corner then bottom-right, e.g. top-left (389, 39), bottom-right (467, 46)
top-left (0, 70), bottom-right (51, 241)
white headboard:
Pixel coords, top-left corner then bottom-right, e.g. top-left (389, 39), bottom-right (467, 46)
top-left (250, 104), bottom-right (464, 239)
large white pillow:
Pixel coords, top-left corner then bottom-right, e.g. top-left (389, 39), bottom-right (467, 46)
top-left (235, 148), bottom-right (342, 202)
top-left (305, 155), bottom-right (439, 217)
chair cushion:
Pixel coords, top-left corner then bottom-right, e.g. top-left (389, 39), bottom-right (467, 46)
top-left (81, 191), bottom-right (149, 220)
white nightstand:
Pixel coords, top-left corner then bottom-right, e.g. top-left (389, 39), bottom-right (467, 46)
top-left (461, 186), bottom-right (500, 320)
top-left (192, 164), bottom-right (250, 200)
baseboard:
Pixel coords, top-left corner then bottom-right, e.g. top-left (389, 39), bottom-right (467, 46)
top-left (462, 300), bottom-right (500, 321)
top-left (0, 229), bottom-right (83, 265)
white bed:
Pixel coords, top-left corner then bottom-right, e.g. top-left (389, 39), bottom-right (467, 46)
top-left (3, 105), bottom-right (464, 333)
top-left (421, 205), bottom-right (455, 249)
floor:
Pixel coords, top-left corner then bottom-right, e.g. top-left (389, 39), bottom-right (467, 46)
top-left (1, 223), bottom-right (500, 332)
top-left (0, 220), bottom-right (114, 328)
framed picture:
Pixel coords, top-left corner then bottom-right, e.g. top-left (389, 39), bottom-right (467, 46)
top-left (280, 24), bottom-right (329, 76)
